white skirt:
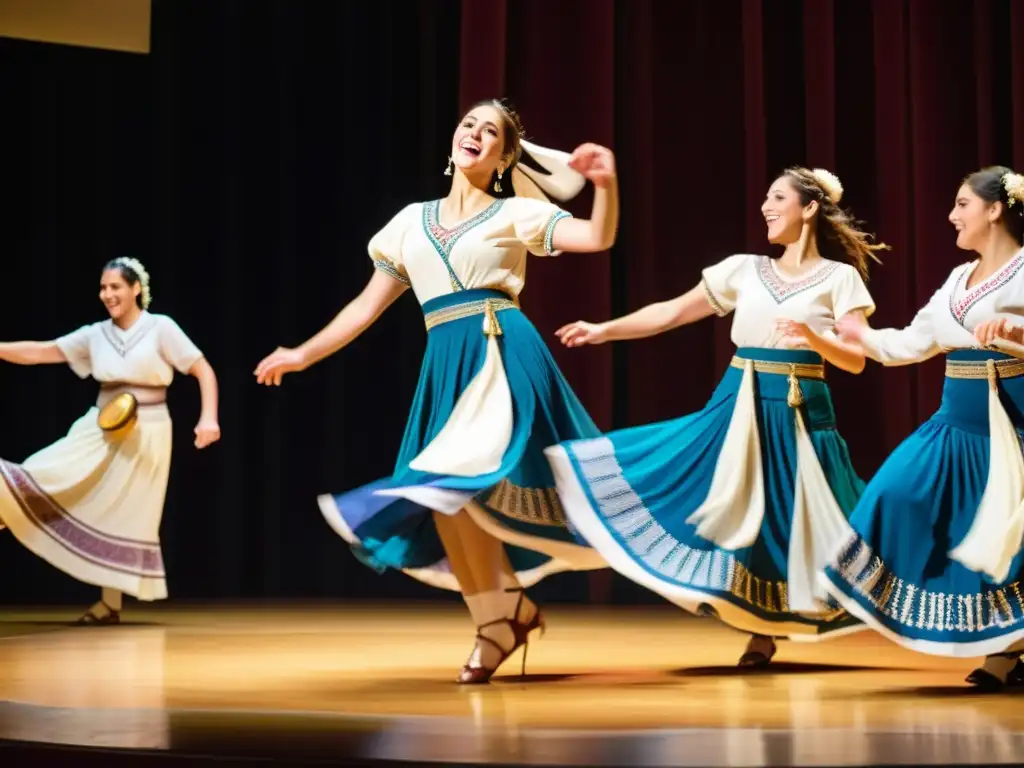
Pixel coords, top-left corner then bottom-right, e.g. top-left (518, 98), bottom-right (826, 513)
top-left (0, 404), bottom-right (173, 600)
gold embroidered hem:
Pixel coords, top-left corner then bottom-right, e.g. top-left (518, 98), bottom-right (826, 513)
top-left (834, 535), bottom-right (1024, 634)
top-left (481, 479), bottom-right (567, 527)
top-left (701, 279), bottom-right (728, 317)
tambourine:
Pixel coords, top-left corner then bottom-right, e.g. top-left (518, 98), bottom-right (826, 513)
top-left (97, 392), bottom-right (139, 438)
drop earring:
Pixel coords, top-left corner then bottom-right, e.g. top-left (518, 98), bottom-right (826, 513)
top-left (494, 168), bottom-right (503, 193)
top-left (444, 157), bottom-right (453, 176)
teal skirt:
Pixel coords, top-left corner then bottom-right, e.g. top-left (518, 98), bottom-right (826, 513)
top-left (822, 350), bottom-right (1024, 657)
top-left (546, 348), bottom-right (865, 639)
top-left (318, 289), bottom-right (605, 591)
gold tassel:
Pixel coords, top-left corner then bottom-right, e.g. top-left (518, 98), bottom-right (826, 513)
top-left (987, 358), bottom-right (998, 392)
top-left (483, 300), bottom-right (503, 337)
top-left (787, 365), bottom-right (804, 408)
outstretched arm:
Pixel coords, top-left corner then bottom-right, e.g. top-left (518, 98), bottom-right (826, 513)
top-left (549, 144), bottom-right (619, 253)
top-left (778, 311), bottom-right (869, 374)
top-left (189, 357), bottom-right (221, 448)
top-left (556, 283), bottom-right (716, 347)
top-left (0, 342), bottom-right (66, 365)
top-left (835, 307), bottom-right (941, 367)
top-left (255, 270), bottom-right (408, 385)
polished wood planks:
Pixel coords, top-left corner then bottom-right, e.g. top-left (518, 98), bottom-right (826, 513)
top-left (0, 601), bottom-right (1017, 737)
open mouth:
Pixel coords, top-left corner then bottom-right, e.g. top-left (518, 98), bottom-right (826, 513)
top-left (765, 215), bottom-right (779, 225)
top-left (459, 141), bottom-right (481, 157)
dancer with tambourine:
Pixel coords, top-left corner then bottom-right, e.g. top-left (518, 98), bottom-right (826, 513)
top-left (0, 258), bottom-right (220, 624)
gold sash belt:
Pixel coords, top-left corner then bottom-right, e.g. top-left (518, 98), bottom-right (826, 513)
top-left (945, 357), bottom-right (1024, 386)
top-left (423, 297), bottom-right (518, 336)
top-left (729, 356), bottom-right (826, 408)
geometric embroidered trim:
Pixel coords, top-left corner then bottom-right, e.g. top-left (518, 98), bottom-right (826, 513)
top-left (756, 255), bottom-right (839, 305)
top-left (833, 534), bottom-right (1024, 635)
top-left (567, 436), bottom-right (844, 619)
top-left (0, 459), bottom-right (165, 578)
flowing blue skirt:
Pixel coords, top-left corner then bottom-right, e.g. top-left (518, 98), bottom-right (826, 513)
top-left (318, 289), bottom-right (605, 591)
top-left (546, 348), bottom-right (865, 639)
top-left (821, 350), bottom-right (1024, 657)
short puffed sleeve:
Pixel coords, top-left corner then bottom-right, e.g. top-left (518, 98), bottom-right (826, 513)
top-left (510, 197), bottom-right (573, 257)
top-left (831, 264), bottom-right (876, 320)
top-left (367, 204), bottom-right (416, 286)
top-left (700, 254), bottom-right (752, 316)
top-left (55, 323), bottom-right (96, 379)
top-left (156, 315), bottom-right (204, 374)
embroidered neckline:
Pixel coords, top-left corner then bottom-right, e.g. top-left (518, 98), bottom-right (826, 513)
top-left (756, 256), bottom-right (840, 304)
top-left (949, 251), bottom-right (1024, 327)
top-left (422, 199), bottom-right (504, 291)
top-left (102, 313), bottom-right (156, 358)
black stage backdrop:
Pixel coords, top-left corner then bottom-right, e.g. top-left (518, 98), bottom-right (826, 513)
top-left (1, 0), bottom-right (1022, 606)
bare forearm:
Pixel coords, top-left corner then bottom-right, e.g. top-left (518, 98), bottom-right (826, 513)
top-left (551, 180), bottom-right (620, 253)
top-left (805, 333), bottom-right (866, 374)
top-left (589, 182), bottom-right (619, 251)
top-left (298, 280), bottom-right (405, 368)
top-left (0, 341), bottom-right (65, 365)
top-left (190, 358), bottom-right (219, 421)
top-left (603, 286), bottom-right (715, 342)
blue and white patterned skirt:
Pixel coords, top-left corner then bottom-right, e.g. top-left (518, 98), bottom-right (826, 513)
top-left (318, 289), bottom-right (606, 591)
top-left (547, 348), bottom-right (865, 639)
top-left (822, 350), bottom-right (1024, 657)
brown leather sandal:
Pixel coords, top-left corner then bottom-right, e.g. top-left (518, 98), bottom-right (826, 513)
top-left (75, 601), bottom-right (121, 626)
top-left (457, 587), bottom-right (545, 684)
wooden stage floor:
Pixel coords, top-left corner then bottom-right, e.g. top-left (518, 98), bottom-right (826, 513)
top-left (1, 602), bottom-right (1023, 766)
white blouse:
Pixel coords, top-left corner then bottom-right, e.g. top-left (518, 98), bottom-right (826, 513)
top-left (55, 311), bottom-right (204, 386)
top-left (367, 196), bottom-right (572, 304)
top-left (701, 254), bottom-right (875, 349)
top-left (861, 249), bottom-right (1024, 365)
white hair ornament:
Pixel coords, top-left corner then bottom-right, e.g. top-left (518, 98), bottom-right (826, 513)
top-left (111, 257), bottom-right (152, 309)
top-left (1002, 171), bottom-right (1024, 208)
top-left (810, 168), bottom-right (843, 205)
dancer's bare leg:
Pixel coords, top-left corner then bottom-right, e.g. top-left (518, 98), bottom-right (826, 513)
top-left (433, 509), bottom-right (541, 680)
top-left (433, 510), bottom-right (479, 595)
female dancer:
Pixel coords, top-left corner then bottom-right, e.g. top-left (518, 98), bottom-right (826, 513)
top-left (546, 168), bottom-right (887, 666)
top-left (254, 99), bottom-right (618, 683)
top-left (0, 257), bottom-right (220, 624)
top-left (822, 165), bottom-right (1024, 690)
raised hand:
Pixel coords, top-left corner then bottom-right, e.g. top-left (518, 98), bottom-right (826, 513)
top-left (975, 317), bottom-right (1024, 347)
top-left (567, 143), bottom-right (616, 188)
top-left (254, 346), bottom-right (306, 386)
top-left (555, 320), bottom-right (609, 348)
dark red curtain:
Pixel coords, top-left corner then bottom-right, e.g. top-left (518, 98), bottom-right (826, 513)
top-left (459, 0), bottom-right (1024, 468)
top-left (456, 0), bottom-right (1024, 601)
top-left (2, 0), bottom-right (1021, 605)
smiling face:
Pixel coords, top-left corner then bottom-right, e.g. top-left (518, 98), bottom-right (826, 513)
top-left (949, 183), bottom-right (1001, 252)
top-left (761, 175), bottom-right (814, 245)
top-left (99, 268), bottom-right (141, 321)
top-left (451, 104), bottom-right (513, 182)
